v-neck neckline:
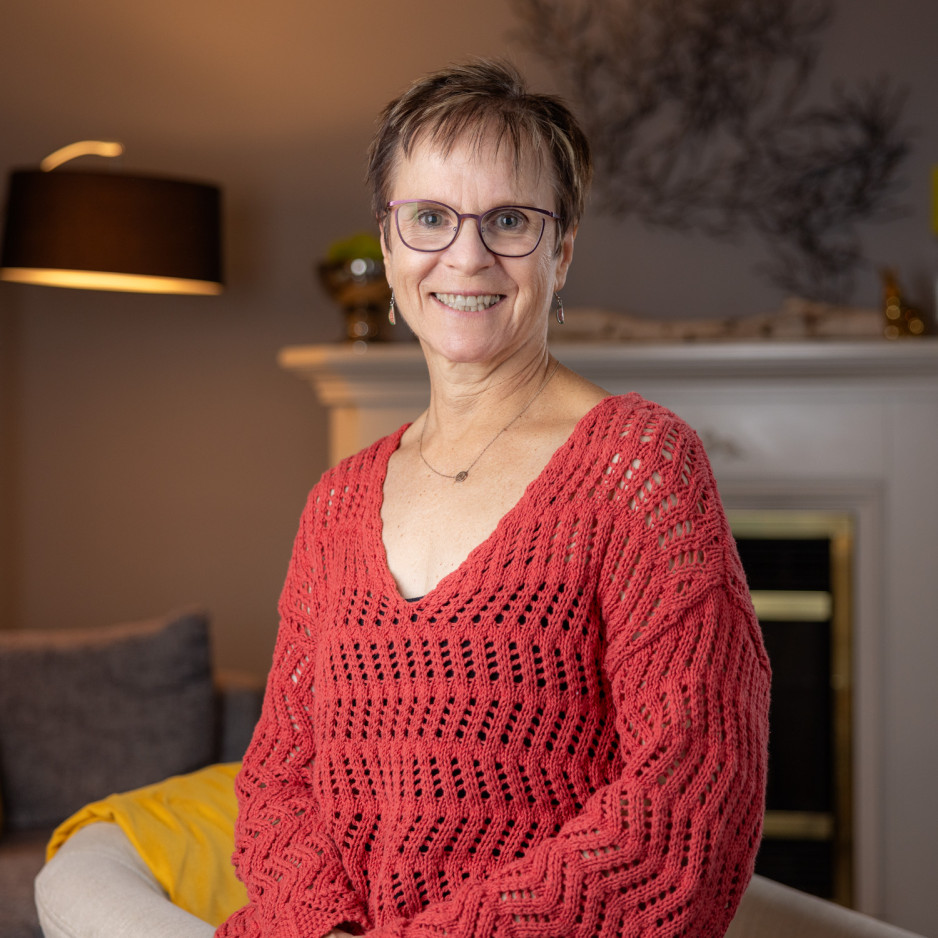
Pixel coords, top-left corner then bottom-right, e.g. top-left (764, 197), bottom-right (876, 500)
top-left (369, 393), bottom-right (631, 606)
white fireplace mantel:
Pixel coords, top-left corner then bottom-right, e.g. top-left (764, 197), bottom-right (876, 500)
top-left (278, 338), bottom-right (938, 465)
top-left (279, 338), bottom-right (938, 930)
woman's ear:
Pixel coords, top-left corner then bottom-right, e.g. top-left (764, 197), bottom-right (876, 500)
top-left (378, 220), bottom-right (393, 287)
top-left (553, 226), bottom-right (577, 293)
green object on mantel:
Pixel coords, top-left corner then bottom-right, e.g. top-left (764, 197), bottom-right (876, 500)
top-left (325, 232), bottom-right (383, 264)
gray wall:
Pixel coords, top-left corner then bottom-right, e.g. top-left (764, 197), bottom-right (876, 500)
top-left (1, 2), bottom-right (936, 930)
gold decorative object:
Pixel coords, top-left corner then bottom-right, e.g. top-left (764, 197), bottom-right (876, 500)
top-left (317, 233), bottom-right (391, 342)
top-left (881, 268), bottom-right (926, 339)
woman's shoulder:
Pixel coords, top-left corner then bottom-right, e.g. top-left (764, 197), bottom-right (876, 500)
top-left (334, 423), bottom-right (409, 478)
top-left (572, 392), bottom-right (702, 458)
top-left (579, 396), bottom-right (750, 613)
top-left (560, 391), bottom-right (718, 508)
top-left (299, 422), bottom-right (411, 516)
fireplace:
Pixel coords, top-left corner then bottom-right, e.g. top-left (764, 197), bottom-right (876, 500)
top-left (279, 337), bottom-right (938, 926)
top-left (730, 509), bottom-right (853, 903)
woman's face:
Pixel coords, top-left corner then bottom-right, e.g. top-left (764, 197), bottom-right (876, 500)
top-left (380, 133), bottom-right (576, 369)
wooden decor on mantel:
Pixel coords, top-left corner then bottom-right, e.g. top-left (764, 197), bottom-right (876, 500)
top-left (547, 299), bottom-right (885, 344)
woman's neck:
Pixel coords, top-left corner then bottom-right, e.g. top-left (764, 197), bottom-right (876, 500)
top-left (420, 345), bottom-right (554, 444)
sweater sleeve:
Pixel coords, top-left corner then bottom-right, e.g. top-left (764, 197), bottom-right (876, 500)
top-left (365, 418), bottom-right (772, 938)
top-left (216, 489), bottom-right (370, 938)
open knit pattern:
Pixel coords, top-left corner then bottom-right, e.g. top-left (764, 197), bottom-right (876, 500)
top-left (218, 394), bottom-right (771, 938)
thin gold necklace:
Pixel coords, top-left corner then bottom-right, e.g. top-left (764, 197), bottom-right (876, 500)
top-left (419, 358), bottom-right (561, 483)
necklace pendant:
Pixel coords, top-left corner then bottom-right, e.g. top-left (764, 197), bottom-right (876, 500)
top-left (454, 470), bottom-right (469, 483)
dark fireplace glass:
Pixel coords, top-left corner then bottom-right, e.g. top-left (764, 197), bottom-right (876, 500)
top-left (733, 528), bottom-right (849, 903)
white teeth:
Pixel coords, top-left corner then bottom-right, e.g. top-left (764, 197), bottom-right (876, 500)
top-left (434, 293), bottom-right (501, 311)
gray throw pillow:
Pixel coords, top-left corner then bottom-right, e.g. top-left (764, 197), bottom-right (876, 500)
top-left (0, 610), bottom-right (214, 832)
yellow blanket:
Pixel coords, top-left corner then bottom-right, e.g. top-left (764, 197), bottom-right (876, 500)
top-left (47, 762), bottom-right (245, 927)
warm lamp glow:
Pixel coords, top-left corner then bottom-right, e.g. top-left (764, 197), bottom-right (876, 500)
top-left (0, 267), bottom-right (223, 295)
top-left (0, 145), bottom-right (223, 296)
top-left (39, 140), bottom-right (124, 172)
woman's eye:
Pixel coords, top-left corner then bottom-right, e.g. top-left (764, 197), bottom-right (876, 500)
top-left (491, 210), bottom-right (527, 231)
top-left (416, 211), bottom-right (445, 228)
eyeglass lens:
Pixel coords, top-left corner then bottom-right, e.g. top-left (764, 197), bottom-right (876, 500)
top-left (393, 201), bottom-right (547, 257)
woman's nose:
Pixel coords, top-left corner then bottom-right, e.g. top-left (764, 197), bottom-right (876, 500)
top-left (444, 216), bottom-right (495, 270)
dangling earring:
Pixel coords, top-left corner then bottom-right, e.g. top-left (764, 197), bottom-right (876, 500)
top-left (388, 292), bottom-right (396, 326)
top-left (554, 292), bottom-right (564, 325)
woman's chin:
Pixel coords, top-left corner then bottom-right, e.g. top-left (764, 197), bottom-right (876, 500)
top-left (420, 326), bottom-right (543, 369)
top-left (412, 299), bottom-right (547, 366)
top-left (421, 333), bottom-right (500, 366)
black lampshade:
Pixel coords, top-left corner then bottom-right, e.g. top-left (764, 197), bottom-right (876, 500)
top-left (0, 169), bottom-right (223, 295)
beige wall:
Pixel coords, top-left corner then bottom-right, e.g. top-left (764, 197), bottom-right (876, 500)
top-left (0, 0), bottom-right (540, 672)
top-left (1, 2), bottom-right (937, 930)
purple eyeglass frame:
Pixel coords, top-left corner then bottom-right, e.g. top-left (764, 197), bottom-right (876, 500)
top-left (387, 199), bottom-right (561, 258)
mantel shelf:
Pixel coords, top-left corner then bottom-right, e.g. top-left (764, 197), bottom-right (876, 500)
top-left (279, 338), bottom-right (938, 406)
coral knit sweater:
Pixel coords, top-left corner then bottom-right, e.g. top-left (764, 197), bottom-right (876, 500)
top-left (218, 394), bottom-right (771, 938)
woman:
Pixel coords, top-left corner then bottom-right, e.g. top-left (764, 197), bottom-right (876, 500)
top-left (218, 60), bottom-right (771, 938)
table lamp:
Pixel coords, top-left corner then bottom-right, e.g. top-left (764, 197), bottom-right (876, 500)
top-left (0, 141), bottom-right (223, 295)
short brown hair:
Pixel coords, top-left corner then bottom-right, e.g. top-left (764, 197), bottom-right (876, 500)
top-left (367, 59), bottom-right (592, 244)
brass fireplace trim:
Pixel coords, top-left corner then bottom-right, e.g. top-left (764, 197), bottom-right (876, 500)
top-left (729, 509), bottom-right (854, 906)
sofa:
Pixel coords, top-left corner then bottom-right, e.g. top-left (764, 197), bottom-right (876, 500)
top-left (0, 610), bottom-right (264, 938)
top-left (727, 874), bottom-right (927, 937)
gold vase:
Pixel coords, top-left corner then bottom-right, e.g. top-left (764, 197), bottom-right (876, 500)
top-left (318, 256), bottom-right (392, 342)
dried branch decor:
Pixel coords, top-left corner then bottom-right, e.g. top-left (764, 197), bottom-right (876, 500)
top-left (512, 0), bottom-right (910, 302)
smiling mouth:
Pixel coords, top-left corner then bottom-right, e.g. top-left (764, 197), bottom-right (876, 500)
top-left (433, 293), bottom-right (502, 312)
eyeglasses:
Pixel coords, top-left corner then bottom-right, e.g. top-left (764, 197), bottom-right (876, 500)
top-left (387, 199), bottom-right (560, 258)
